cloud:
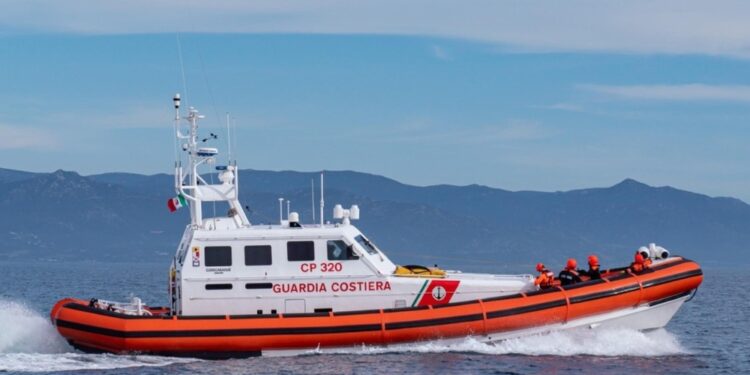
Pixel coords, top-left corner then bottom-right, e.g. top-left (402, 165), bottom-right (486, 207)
top-left (579, 84), bottom-right (750, 103)
top-left (22, 104), bottom-right (180, 131)
top-left (382, 120), bottom-right (553, 144)
top-left (3, 1), bottom-right (750, 58)
top-left (0, 124), bottom-right (59, 150)
top-left (431, 45), bottom-right (451, 61)
top-left (534, 103), bottom-right (585, 112)
top-left (59, 106), bottom-right (173, 129)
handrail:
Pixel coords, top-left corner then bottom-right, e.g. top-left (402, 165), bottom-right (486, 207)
top-left (556, 286), bottom-right (571, 323)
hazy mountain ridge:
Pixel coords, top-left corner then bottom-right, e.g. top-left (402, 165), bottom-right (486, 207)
top-left (0, 168), bottom-right (747, 268)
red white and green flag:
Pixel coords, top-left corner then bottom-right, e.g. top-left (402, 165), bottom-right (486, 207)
top-left (167, 194), bottom-right (187, 212)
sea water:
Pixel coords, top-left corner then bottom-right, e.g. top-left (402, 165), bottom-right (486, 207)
top-left (0, 260), bottom-right (746, 374)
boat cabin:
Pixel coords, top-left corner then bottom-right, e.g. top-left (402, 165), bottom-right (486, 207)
top-left (167, 102), bottom-right (534, 317)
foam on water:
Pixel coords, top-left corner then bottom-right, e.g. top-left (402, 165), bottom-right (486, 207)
top-left (314, 328), bottom-right (688, 357)
top-left (0, 300), bottom-right (69, 354)
top-left (0, 300), bottom-right (198, 372)
top-left (0, 353), bottom-right (199, 373)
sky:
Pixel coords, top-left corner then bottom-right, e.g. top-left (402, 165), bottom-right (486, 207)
top-left (1, 1), bottom-right (749, 201)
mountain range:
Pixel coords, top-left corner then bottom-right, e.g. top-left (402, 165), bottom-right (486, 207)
top-left (1, 167), bottom-right (747, 270)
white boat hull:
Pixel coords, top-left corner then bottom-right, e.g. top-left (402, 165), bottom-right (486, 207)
top-left (263, 293), bottom-right (692, 357)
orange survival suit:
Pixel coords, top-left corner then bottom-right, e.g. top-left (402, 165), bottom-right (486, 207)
top-left (534, 263), bottom-right (555, 289)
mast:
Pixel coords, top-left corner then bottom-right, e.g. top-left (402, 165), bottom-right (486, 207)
top-left (187, 107), bottom-right (203, 226)
top-left (173, 93), bottom-right (250, 228)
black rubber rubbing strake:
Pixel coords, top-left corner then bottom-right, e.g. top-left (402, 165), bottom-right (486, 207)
top-left (642, 269), bottom-right (703, 289)
top-left (569, 284), bottom-right (641, 304)
top-left (56, 319), bottom-right (382, 338)
top-left (385, 313), bottom-right (485, 330)
top-left (648, 290), bottom-right (694, 307)
top-left (486, 299), bottom-right (567, 319)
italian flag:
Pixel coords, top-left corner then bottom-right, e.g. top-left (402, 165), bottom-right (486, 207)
top-left (167, 194), bottom-right (187, 212)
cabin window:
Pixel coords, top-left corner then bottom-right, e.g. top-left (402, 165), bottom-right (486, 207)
top-left (245, 245), bottom-right (272, 266)
top-left (246, 282), bottom-right (273, 289)
top-left (287, 241), bottom-right (315, 261)
top-left (327, 240), bottom-right (359, 261)
top-left (205, 246), bottom-right (232, 267)
top-left (354, 235), bottom-right (379, 255)
top-left (205, 283), bottom-right (232, 290)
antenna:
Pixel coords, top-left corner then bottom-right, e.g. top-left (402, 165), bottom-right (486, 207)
top-left (311, 179), bottom-right (316, 224)
top-left (175, 34), bottom-right (188, 109)
top-left (320, 172), bottom-right (325, 227)
top-left (173, 94), bottom-right (181, 118)
top-left (232, 117), bottom-right (238, 166)
top-left (278, 198), bottom-right (284, 225)
top-left (172, 94), bottom-right (181, 164)
top-left (226, 112), bottom-right (231, 163)
top-left (286, 200), bottom-right (291, 219)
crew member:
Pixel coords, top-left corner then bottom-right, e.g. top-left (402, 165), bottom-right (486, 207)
top-left (580, 254), bottom-right (601, 280)
top-left (629, 253), bottom-right (646, 273)
top-left (558, 258), bottom-right (582, 285)
top-left (534, 263), bottom-right (555, 289)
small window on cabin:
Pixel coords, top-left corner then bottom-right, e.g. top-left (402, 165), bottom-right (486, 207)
top-left (354, 235), bottom-right (379, 255)
top-left (327, 240), bottom-right (359, 261)
top-left (205, 283), bottom-right (232, 290)
top-left (205, 246), bottom-right (232, 267)
top-left (245, 245), bottom-right (272, 266)
top-left (287, 241), bottom-right (315, 261)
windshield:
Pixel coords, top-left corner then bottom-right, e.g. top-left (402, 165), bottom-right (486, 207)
top-left (355, 235), bottom-right (379, 255)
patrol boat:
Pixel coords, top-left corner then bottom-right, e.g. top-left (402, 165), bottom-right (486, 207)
top-left (51, 95), bottom-right (703, 358)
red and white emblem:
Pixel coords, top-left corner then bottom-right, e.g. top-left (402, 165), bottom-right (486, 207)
top-left (431, 285), bottom-right (447, 301)
top-left (415, 280), bottom-right (460, 306)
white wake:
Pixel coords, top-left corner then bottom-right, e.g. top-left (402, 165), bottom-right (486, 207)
top-left (312, 328), bottom-right (688, 357)
top-left (0, 300), bottom-right (197, 372)
top-left (0, 299), bottom-right (69, 354)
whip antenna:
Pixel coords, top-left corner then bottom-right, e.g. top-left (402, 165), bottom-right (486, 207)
top-left (176, 34), bottom-right (189, 109)
top-left (320, 172), bottom-right (325, 227)
top-left (311, 179), bottom-right (316, 224)
top-left (226, 112), bottom-right (232, 163)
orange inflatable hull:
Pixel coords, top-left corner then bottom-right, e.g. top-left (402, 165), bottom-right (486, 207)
top-left (51, 258), bottom-right (702, 358)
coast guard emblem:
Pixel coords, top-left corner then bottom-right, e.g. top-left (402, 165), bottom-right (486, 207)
top-left (192, 247), bottom-right (200, 267)
top-left (431, 285), bottom-right (447, 301)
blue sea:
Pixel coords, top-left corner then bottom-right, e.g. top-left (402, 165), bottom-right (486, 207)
top-left (0, 260), bottom-right (746, 374)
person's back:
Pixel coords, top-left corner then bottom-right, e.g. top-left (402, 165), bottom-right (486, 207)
top-left (586, 266), bottom-right (601, 280)
top-left (559, 269), bottom-right (582, 285)
top-left (558, 258), bottom-right (582, 286)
